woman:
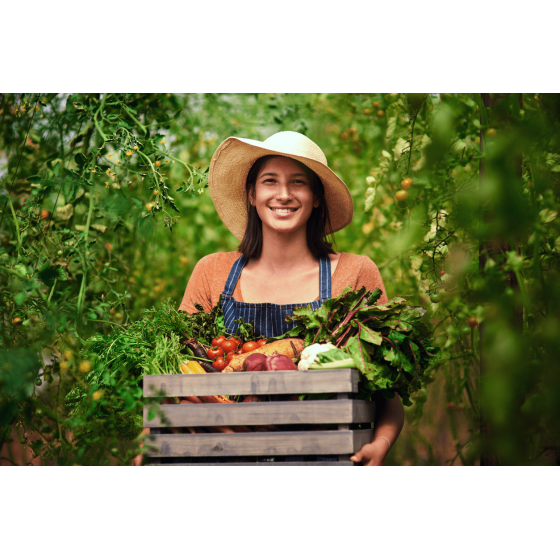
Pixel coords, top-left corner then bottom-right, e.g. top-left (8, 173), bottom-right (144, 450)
top-left (179, 131), bottom-right (404, 466)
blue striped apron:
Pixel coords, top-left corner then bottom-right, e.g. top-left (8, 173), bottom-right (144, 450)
top-left (221, 255), bottom-right (332, 338)
top-left (221, 255), bottom-right (335, 463)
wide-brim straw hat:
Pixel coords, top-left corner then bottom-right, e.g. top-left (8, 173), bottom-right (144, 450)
top-left (208, 131), bottom-right (353, 240)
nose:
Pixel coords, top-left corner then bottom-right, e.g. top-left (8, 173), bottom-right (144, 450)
top-left (275, 182), bottom-right (293, 202)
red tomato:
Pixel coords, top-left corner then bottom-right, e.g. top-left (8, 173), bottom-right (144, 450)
top-left (230, 336), bottom-right (242, 348)
top-left (257, 339), bottom-right (267, 347)
top-left (242, 341), bottom-right (259, 353)
top-left (212, 336), bottom-right (226, 348)
top-left (212, 357), bottom-right (226, 371)
top-left (221, 339), bottom-right (238, 354)
top-left (225, 351), bottom-right (239, 364)
top-left (207, 346), bottom-right (224, 360)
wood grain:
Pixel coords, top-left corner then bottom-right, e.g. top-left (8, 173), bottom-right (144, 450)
top-left (143, 400), bottom-right (375, 428)
top-left (149, 461), bottom-right (355, 466)
top-left (143, 369), bottom-right (360, 397)
top-left (146, 429), bottom-right (373, 457)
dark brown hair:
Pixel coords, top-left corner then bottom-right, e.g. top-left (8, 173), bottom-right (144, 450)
top-left (238, 155), bottom-right (335, 259)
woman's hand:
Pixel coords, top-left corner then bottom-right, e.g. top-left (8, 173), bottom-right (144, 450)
top-left (350, 438), bottom-right (391, 466)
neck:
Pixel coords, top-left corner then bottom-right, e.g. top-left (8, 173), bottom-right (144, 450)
top-left (254, 227), bottom-right (317, 272)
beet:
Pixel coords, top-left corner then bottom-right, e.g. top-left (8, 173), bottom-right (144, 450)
top-left (264, 355), bottom-right (297, 371)
top-left (243, 353), bottom-right (267, 371)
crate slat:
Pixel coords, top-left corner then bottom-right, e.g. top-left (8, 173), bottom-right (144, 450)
top-left (146, 429), bottom-right (373, 458)
top-left (143, 399), bottom-right (375, 428)
top-left (149, 461), bottom-right (354, 466)
top-left (143, 369), bottom-right (360, 398)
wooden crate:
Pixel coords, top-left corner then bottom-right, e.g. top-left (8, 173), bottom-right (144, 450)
top-left (142, 369), bottom-right (375, 466)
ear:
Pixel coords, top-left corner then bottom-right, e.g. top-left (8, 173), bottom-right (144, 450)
top-left (313, 195), bottom-right (321, 208)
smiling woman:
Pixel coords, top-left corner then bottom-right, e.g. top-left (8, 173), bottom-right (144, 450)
top-left (176, 131), bottom-right (404, 466)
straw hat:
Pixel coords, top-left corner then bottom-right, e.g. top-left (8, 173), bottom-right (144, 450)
top-left (208, 131), bottom-right (353, 240)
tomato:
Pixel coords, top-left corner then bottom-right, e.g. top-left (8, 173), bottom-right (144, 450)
top-left (212, 357), bottom-right (226, 371)
top-left (242, 341), bottom-right (259, 353)
top-left (257, 339), bottom-right (267, 347)
top-left (221, 339), bottom-right (238, 354)
top-left (225, 351), bottom-right (239, 364)
top-left (40, 209), bottom-right (49, 220)
top-left (348, 127), bottom-right (356, 136)
top-left (212, 336), bottom-right (226, 348)
top-left (207, 346), bottom-right (224, 360)
top-left (430, 293), bottom-right (441, 304)
top-left (363, 108), bottom-right (372, 116)
top-left (400, 177), bottom-right (413, 190)
top-left (395, 190), bottom-right (409, 202)
top-left (372, 101), bottom-right (380, 109)
top-left (439, 270), bottom-right (446, 276)
top-left (487, 128), bottom-right (497, 139)
top-left (376, 110), bottom-right (385, 117)
top-left (447, 402), bottom-right (455, 409)
top-left (230, 337), bottom-right (242, 348)
top-left (13, 317), bottom-right (22, 326)
top-left (341, 132), bottom-right (348, 141)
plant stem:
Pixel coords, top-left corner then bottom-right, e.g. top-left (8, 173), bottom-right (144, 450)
top-left (120, 103), bottom-right (147, 135)
top-left (7, 198), bottom-right (22, 257)
top-left (406, 112), bottom-right (418, 176)
top-left (48, 279), bottom-right (57, 303)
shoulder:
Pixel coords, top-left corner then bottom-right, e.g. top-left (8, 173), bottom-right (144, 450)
top-left (338, 252), bottom-right (380, 273)
top-left (332, 253), bottom-right (388, 302)
top-left (193, 251), bottom-right (242, 272)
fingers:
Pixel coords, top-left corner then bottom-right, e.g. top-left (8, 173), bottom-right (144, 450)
top-left (350, 452), bottom-right (362, 463)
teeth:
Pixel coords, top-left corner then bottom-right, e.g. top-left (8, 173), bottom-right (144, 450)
top-left (273, 208), bottom-right (296, 214)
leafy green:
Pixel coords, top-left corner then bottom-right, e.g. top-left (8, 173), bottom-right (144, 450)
top-left (309, 347), bottom-right (356, 370)
top-left (278, 287), bottom-right (441, 406)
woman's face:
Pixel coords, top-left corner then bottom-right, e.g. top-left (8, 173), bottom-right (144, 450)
top-left (250, 156), bottom-right (319, 237)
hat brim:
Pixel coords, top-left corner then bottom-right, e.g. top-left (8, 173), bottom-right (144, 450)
top-left (209, 136), bottom-right (354, 241)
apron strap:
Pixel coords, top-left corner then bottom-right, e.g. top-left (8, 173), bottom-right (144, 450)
top-left (318, 255), bottom-right (332, 300)
top-left (222, 255), bottom-right (247, 297)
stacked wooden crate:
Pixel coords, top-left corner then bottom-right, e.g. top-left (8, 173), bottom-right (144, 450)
top-left (143, 368), bottom-right (375, 466)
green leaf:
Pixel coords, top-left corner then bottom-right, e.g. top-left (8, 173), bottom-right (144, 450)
top-left (14, 292), bottom-right (27, 306)
top-left (359, 325), bottom-right (383, 345)
top-left (74, 153), bottom-right (87, 168)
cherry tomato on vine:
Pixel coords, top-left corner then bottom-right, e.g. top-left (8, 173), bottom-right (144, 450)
top-left (257, 339), bottom-right (267, 347)
top-left (372, 101), bottom-right (380, 109)
top-left (395, 190), bottom-right (409, 202)
top-left (212, 357), bottom-right (227, 371)
top-left (242, 341), bottom-right (259, 353)
top-left (400, 177), bottom-right (413, 190)
top-left (430, 293), bottom-right (441, 304)
top-left (230, 337), bottom-right (243, 348)
top-left (212, 336), bottom-right (226, 348)
top-left (207, 346), bottom-right (224, 360)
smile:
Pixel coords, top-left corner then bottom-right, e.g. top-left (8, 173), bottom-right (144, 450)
top-left (270, 207), bottom-right (298, 214)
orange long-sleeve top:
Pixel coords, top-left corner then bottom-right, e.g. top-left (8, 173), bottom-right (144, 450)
top-left (179, 251), bottom-right (388, 314)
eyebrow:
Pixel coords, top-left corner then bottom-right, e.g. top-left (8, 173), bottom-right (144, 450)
top-left (260, 172), bottom-right (308, 178)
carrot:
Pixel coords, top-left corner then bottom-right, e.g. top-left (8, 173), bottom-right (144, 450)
top-left (199, 395), bottom-right (233, 404)
top-left (222, 338), bottom-right (304, 372)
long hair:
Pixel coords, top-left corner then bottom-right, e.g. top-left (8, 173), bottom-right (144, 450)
top-left (238, 155), bottom-right (335, 259)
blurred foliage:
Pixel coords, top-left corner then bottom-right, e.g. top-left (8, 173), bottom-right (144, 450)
top-left (1, 93), bottom-right (559, 465)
